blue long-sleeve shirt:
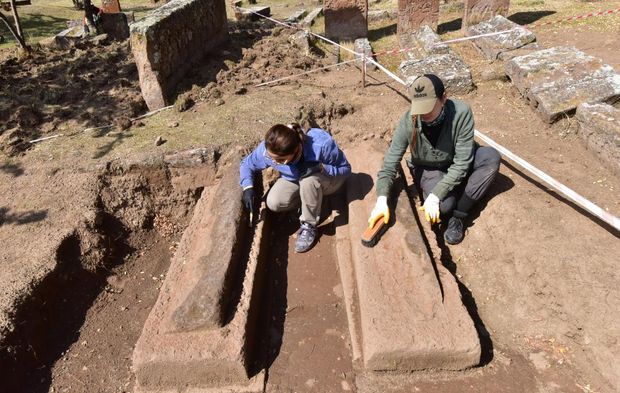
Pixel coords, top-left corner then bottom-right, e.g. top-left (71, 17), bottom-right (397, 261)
top-left (240, 128), bottom-right (351, 188)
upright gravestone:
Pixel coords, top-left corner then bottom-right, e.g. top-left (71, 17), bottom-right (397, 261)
top-left (462, 0), bottom-right (510, 29)
top-left (324, 0), bottom-right (368, 40)
top-left (398, 0), bottom-right (439, 46)
top-left (101, 0), bottom-right (122, 13)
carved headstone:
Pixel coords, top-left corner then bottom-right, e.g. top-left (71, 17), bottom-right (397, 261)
top-left (463, 0), bottom-right (510, 29)
top-left (324, 0), bottom-right (368, 40)
top-left (398, 0), bottom-right (439, 46)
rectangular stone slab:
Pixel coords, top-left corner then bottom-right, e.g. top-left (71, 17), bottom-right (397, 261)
top-left (400, 53), bottom-right (474, 94)
top-left (132, 167), bottom-right (268, 390)
top-left (506, 47), bottom-right (620, 122)
top-left (335, 142), bottom-right (480, 371)
top-left (467, 15), bottom-right (536, 60)
top-left (576, 102), bottom-right (620, 176)
top-left (170, 165), bottom-right (246, 331)
top-left (130, 0), bottom-right (228, 110)
top-left (301, 7), bottom-right (323, 27)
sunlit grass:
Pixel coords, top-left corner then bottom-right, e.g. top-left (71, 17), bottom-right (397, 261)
top-left (0, 0), bottom-right (156, 49)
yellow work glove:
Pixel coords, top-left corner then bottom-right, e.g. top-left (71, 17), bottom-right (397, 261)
top-left (420, 193), bottom-right (441, 224)
top-left (368, 196), bottom-right (390, 228)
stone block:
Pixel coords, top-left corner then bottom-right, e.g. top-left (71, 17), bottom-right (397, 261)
top-left (462, 0), bottom-right (510, 28)
top-left (133, 165), bottom-right (269, 390)
top-left (496, 42), bottom-right (540, 61)
top-left (505, 47), bottom-right (620, 122)
top-left (285, 9), bottom-right (307, 23)
top-left (576, 103), bottom-right (620, 175)
top-left (170, 166), bottom-right (245, 331)
top-left (101, 0), bottom-right (121, 13)
top-left (235, 6), bottom-right (270, 22)
top-left (398, 0), bottom-right (439, 42)
top-left (130, 0), bottom-right (228, 110)
top-left (354, 38), bottom-right (377, 71)
top-left (335, 142), bottom-right (481, 371)
top-left (57, 25), bottom-right (85, 39)
top-left (100, 12), bottom-right (130, 40)
top-left (288, 30), bottom-right (312, 56)
top-left (467, 15), bottom-right (536, 60)
top-left (414, 24), bottom-right (449, 55)
top-left (40, 35), bottom-right (73, 50)
top-left (301, 7), bottom-right (323, 27)
top-left (400, 53), bottom-right (474, 94)
top-left (324, 0), bottom-right (368, 40)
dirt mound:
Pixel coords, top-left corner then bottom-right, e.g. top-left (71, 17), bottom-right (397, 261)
top-left (175, 22), bottom-right (329, 107)
top-left (0, 39), bottom-right (145, 156)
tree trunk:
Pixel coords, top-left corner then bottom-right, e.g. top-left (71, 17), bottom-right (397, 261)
top-left (9, 0), bottom-right (23, 39)
top-left (0, 10), bottom-right (28, 50)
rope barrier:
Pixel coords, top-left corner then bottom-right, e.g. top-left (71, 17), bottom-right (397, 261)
top-left (255, 59), bottom-right (357, 87)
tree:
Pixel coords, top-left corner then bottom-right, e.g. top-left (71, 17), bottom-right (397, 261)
top-left (0, 11), bottom-right (28, 51)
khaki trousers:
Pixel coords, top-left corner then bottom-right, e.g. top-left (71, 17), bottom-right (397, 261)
top-left (266, 173), bottom-right (347, 226)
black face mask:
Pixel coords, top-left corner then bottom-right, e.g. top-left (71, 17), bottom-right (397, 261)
top-left (421, 105), bottom-right (446, 127)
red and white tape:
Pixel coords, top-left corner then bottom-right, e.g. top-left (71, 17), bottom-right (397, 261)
top-left (529, 7), bottom-right (620, 28)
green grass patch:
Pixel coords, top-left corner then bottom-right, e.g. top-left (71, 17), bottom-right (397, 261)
top-left (0, 0), bottom-right (156, 49)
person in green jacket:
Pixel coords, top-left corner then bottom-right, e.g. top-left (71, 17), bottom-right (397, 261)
top-left (368, 74), bottom-right (501, 244)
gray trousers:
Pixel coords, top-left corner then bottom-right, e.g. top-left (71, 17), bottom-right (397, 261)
top-left (410, 146), bottom-right (501, 215)
top-left (266, 173), bottom-right (347, 226)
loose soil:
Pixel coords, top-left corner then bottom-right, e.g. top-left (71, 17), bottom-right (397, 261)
top-left (1, 2), bottom-right (619, 393)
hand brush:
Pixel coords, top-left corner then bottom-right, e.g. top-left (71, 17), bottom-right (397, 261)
top-left (361, 217), bottom-right (387, 248)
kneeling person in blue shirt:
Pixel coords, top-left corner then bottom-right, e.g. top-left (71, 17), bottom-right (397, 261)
top-left (240, 123), bottom-right (351, 253)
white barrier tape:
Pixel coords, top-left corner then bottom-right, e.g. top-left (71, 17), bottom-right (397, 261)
top-left (474, 130), bottom-right (620, 231)
top-left (433, 29), bottom-right (521, 46)
top-left (255, 59), bottom-right (357, 87)
top-left (30, 134), bottom-right (63, 143)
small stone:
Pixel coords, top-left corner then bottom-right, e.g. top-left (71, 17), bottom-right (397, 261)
top-left (155, 136), bottom-right (166, 146)
top-left (168, 121), bottom-right (179, 128)
top-left (214, 98), bottom-right (225, 106)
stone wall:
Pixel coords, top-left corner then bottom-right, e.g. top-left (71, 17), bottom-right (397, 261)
top-left (130, 0), bottom-right (228, 110)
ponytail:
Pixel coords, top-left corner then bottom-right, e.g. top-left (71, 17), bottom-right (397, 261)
top-left (265, 123), bottom-right (305, 156)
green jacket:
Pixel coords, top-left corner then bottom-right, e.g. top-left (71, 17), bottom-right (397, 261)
top-left (376, 99), bottom-right (475, 200)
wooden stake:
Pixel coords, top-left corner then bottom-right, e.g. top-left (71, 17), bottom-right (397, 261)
top-left (362, 55), bottom-right (367, 88)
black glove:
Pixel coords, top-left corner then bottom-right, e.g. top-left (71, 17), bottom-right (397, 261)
top-left (299, 164), bottom-right (321, 179)
top-left (242, 188), bottom-right (254, 212)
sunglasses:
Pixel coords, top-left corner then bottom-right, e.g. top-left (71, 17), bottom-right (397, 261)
top-left (267, 145), bottom-right (301, 165)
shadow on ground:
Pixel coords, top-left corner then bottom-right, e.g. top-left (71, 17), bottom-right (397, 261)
top-left (0, 214), bottom-right (133, 393)
top-left (508, 10), bottom-right (556, 26)
top-left (0, 206), bottom-right (47, 226)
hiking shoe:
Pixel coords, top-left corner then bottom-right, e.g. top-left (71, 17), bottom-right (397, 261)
top-left (444, 216), bottom-right (465, 245)
top-left (295, 222), bottom-right (317, 253)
